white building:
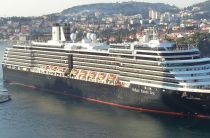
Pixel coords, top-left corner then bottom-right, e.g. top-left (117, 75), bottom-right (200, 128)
top-left (149, 9), bottom-right (161, 20)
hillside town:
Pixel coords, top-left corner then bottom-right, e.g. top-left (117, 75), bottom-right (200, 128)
top-left (0, 2), bottom-right (210, 43)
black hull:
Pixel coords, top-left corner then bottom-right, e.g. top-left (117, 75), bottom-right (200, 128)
top-left (3, 67), bottom-right (210, 118)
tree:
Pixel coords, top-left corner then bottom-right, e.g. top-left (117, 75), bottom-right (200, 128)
top-left (176, 32), bottom-right (210, 56)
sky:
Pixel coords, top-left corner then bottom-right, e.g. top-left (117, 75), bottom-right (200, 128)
top-left (0, 0), bottom-right (206, 17)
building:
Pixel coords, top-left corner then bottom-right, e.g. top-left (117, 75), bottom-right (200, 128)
top-left (149, 9), bottom-right (161, 20)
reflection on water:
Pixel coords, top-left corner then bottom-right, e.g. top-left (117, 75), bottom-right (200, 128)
top-left (0, 42), bottom-right (210, 138)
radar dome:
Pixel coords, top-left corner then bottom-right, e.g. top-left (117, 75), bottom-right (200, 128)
top-left (82, 38), bottom-right (91, 43)
top-left (70, 33), bottom-right (76, 41)
top-left (90, 33), bottom-right (97, 41)
top-left (86, 33), bottom-right (91, 39)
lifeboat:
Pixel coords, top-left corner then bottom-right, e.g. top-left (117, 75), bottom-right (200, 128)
top-left (71, 69), bottom-right (79, 76)
top-left (89, 71), bottom-right (96, 79)
top-left (57, 66), bottom-right (63, 72)
top-left (62, 67), bottom-right (67, 72)
top-left (80, 70), bottom-right (87, 79)
top-left (46, 65), bottom-right (50, 70)
top-left (53, 66), bottom-right (58, 71)
top-left (108, 74), bottom-right (116, 81)
top-left (49, 65), bottom-right (54, 70)
top-left (56, 67), bottom-right (67, 72)
top-left (115, 79), bottom-right (123, 87)
top-left (98, 73), bottom-right (106, 80)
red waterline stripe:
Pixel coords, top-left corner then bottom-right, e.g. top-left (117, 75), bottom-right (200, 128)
top-left (8, 82), bottom-right (210, 119)
top-left (69, 94), bottom-right (185, 116)
top-left (194, 114), bottom-right (210, 119)
top-left (9, 82), bottom-right (36, 89)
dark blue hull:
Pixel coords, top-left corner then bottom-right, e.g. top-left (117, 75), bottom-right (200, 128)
top-left (3, 67), bottom-right (210, 118)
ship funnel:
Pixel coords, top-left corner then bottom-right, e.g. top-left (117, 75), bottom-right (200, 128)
top-left (52, 23), bottom-right (60, 41)
top-left (60, 26), bottom-right (66, 42)
top-left (51, 23), bottom-right (70, 42)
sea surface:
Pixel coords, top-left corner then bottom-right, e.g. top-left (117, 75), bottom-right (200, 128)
top-left (1, 42), bottom-right (210, 138)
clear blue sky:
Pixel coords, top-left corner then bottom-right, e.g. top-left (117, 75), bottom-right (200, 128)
top-left (0, 0), bottom-right (206, 17)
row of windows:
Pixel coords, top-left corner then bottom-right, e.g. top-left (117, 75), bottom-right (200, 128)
top-left (134, 47), bottom-right (166, 51)
top-left (183, 78), bottom-right (210, 83)
top-left (136, 52), bottom-right (158, 56)
top-left (120, 72), bottom-right (178, 84)
top-left (119, 68), bottom-right (174, 78)
top-left (188, 85), bottom-right (210, 89)
top-left (73, 58), bottom-right (118, 65)
top-left (136, 56), bottom-right (160, 61)
top-left (109, 49), bottom-right (133, 54)
top-left (173, 66), bottom-right (210, 72)
top-left (165, 56), bottom-right (200, 61)
top-left (176, 72), bottom-right (210, 77)
top-left (72, 51), bottom-right (109, 56)
top-left (159, 51), bottom-right (199, 56)
top-left (164, 61), bottom-right (210, 67)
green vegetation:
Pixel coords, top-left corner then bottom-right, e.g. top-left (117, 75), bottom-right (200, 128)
top-left (176, 32), bottom-right (210, 56)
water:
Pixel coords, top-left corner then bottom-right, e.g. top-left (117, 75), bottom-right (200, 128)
top-left (0, 42), bottom-right (210, 138)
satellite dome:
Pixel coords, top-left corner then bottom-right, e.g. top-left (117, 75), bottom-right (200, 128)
top-left (70, 33), bottom-right (76, 41)
top-left (90, 33), bottom-right (97, 41)
top-left (86, 33), bottom-right (91, 39)
top-left (82, 38), bottom-right (91, 43)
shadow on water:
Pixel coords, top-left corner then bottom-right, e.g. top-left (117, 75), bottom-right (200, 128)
top-left (1, 42), bottom-right (210, 138)
top-left (2, 84), bottom-right (210, 138)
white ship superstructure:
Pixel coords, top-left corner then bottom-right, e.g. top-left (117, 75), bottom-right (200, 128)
top-left (3, 24), bottom-right (210, 93)
top-left (2, 24), bottom-right (210, 117)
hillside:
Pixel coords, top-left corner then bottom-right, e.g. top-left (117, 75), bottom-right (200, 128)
top-left (187, 0), bottom-right (210, 19)
top-left (61, 2), bottom-right (179, 17)
top-left (190, 0), bottom-right (210, 11)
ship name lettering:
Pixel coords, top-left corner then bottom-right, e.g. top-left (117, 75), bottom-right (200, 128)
top-left (141, 90), bottom-right (155, 95)
top-left (132, 88), bottom-right (140, 93)
top-left (141, 90), bottom-right (149, 94)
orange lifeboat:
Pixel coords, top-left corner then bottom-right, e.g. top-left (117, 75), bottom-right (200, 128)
top-left (98, 73), bottom-right (106, 80)
top-left (46, 65), bottom-right (50, 70)
top-left (89, 71), bottom-right (96, 79)
top-left (62, 67), bottom-right (67, 72)
top-left (49, 65), bottom-right (54, 70)
top-left (57, 66), bottom-right (63, 72)
top-left (71, 69), bottom-right (79, 76)
top-left (115, 79), bottom-right (123, 87)
top-left (108, 74), bottom-right (116, 81)
top-left (56, 67), bottom-right (67, 72)
top-left (80, 70), bottom-right (87, 79)
top-left (53, 66), bottom-right (58, 71)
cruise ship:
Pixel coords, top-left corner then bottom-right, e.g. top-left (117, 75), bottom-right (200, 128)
top-left (2, 24), bottom-right (210, 118)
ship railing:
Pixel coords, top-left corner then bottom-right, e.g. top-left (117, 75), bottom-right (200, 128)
top-left (74, 65), bottom-right (119, 74)
top-left (13, 40), bottom-right (32, 46)
top-left (167, 44), bottom-right (197, 51)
